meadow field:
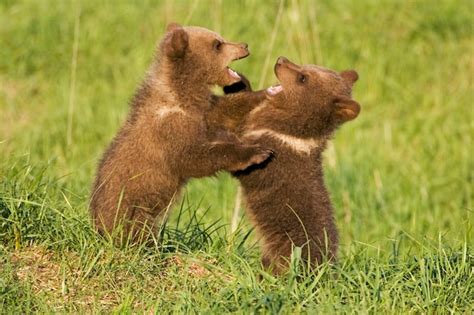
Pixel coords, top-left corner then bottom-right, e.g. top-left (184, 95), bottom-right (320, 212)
top-left (1, 0), bottom-right (473, 313)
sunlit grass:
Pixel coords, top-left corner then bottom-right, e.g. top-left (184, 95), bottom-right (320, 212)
top-left (1, 0), bottom-right (473, 313)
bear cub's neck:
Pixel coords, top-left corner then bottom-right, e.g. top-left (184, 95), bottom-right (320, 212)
top-left (245, 99), bottom-right (333, 142)
top-left (135, 59), bottom-right (214, 114)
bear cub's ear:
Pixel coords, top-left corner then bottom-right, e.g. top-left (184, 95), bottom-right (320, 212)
top-left (340, 70), bottom-right (359, 86)
top-left (164, 23), bottom-right (188, 59)
top-left (166, 22), bottom-right (182, 32)
top-left (333, 96), bottom-right (360, 122)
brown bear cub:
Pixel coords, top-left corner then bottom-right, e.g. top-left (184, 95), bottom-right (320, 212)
top-left (90, 24), bottom-right (271, 243)
top-left (213, 57), bottom-right (360, 274)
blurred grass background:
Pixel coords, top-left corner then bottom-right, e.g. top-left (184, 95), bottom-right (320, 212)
top-left (0, 0), bottom-right (473, 313)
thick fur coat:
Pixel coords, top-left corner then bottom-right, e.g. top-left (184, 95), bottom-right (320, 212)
top-left (90, 24), bottom-right (271, 242)
top-left (210, 57), bottom-right (360, 273)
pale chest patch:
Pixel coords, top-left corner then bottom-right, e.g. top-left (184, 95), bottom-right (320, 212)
top-left (244, 129), bottom-right (321, 155)
top-left (156, 106), bottom-right (185, 118)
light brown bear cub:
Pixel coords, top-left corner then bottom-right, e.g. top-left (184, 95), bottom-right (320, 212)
top-left (212, 57), bottom-right (360, 274)
top-left (90, 24), bottom-right (271, 242)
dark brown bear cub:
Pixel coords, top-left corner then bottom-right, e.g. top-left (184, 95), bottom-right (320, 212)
top-left (221, 57), bottom-right (360, 274)
top-left (90, 24), bottom-right (271, 243)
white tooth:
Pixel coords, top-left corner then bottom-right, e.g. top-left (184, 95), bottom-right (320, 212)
top-left (228, 68), bottom-right (240, 79)
top-left (266, 85), bottom-right (283, 96)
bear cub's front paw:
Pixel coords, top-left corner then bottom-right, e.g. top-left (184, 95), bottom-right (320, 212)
top-left (228, 145), bottom-right (273, 172)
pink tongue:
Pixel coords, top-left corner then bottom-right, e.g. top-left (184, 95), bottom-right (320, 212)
top-left (228, 68), bottom-right (241, 80)
top-left (266, 85), bottom-right (283, 96)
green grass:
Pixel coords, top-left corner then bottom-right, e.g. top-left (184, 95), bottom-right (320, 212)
top-left (1, 0), bottom-right (473, 313)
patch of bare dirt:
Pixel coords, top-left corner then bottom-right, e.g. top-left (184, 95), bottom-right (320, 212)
top-left (9, 245), bottom-right (233, 311)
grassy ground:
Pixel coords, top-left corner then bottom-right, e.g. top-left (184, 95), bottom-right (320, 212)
top-left (1, 0), bottom-right (473, 313)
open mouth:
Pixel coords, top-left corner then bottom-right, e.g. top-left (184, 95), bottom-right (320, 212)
top-left (225, 52), bottom-right (250, 81)
top-left (266, 84), bottom-right (283, 96)
top-left (227, 67), bottom-right (241, 80)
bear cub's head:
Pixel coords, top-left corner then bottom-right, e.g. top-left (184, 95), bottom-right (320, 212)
top-left (265, 56), bottom-right (360, 137)
top-left (159, 23), bottom-right (249, 87)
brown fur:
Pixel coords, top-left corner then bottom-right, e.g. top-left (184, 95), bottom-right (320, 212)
top-left (211, 57), bottom-right (360, 274)
top-left (90, 24), bottom-right (271, 243)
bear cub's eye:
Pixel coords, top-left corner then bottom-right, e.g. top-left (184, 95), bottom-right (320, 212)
top-left (298, 73), bottom-right (307, 84)
top-left (213, 40), bottom-right (223, 51)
